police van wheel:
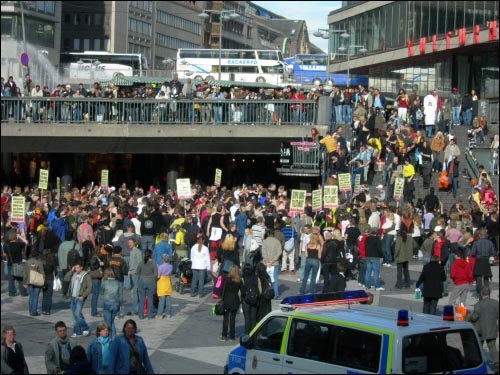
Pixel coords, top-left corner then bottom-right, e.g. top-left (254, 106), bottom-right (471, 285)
top-left (256, 76), bottom-right (266, 83)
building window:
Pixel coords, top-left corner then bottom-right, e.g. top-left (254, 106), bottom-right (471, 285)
top-left (73, 14), bottom-right (80, 26)
top-left (73, 38), bottom-right (80, 50)
top-left (95, 14), bottom-right (103, 26)
top-left (64, 13), bottom-right (70, 24)
top-left (83, 39), bottom-right (90, 50)
top-left (94, 39), bottom-right (100, 50)
top-left (63, 38), bottom-right (70, 51)
top-left (103, 39), bottom-right (110, 51)
top-left (84, 15), bottom-right (91, 26)
top-left (157, 10), bottom-right (200, 35)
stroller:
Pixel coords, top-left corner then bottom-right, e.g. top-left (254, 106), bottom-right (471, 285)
top-left (174, 257), bottom-right (193, 295)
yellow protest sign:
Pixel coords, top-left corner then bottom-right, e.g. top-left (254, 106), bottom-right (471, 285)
top-left (101, 170), bottom-right (109, 187)
top-left (290, 190), bottom-right (306, 214)
top-left (39, 169), bottom-right (49, 190)
top-left (337, 173), bottom-right (351, 192)
top-left (176, 178), bottom-right (192, 200)
top-left (394, 177), bottom-right (405, 200)
top-left (214, 169), bottom-right (222, 187)
top-left (312, 189), bottom-right (322, 212)
top-left (324, 185), bottom-right (339, 208)
top-left (11, 196), bottom-right (26, 223)
top-left (353, 174), bottom-right (361, 194)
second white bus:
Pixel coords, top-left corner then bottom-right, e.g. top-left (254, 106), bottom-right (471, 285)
top-left (176, 48), bottom-right (286, 84)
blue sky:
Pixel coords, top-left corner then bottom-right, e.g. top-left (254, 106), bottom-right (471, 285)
top-left (252, 1), bottom-right (342, 54)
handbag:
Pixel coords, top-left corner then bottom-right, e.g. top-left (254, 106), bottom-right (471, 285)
top-left (89, 267), bottom-right (103, 279)
top-left (12, 262), bottom-right (25, 278)
top-left (123, 274), bottom-right (132, 289)
top-left (53, 273), bottom-right (62, 292)
top-left (29, 269), bottom-right (45, 287)
top-left (222, 259), bottom-right (235, 273)
top-left (212, 275), bottom-right (226, 315)
top-left (284, 228), bottom-right (295, 252)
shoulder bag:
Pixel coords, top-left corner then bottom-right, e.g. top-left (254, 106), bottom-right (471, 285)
top-left (213, 276), bottom-right (226, 316)
top-left (29, 267), bottom-right (45, 287)
top-left (284, 228), bottom-right (295, 253)
top-left (89, 256), bottom-right (103, 279)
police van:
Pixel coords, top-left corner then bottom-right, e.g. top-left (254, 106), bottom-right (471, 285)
top-left (225, 290), bottom-right (488, 374)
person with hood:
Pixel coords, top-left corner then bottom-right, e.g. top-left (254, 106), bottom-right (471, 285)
top-left (448, 249), bottom-right (472, 306)
top-left (416, 255), bottom-right (447, 315)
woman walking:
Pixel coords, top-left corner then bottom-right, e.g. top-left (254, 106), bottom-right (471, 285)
top-left (108, 319), bottom-right (154, 374)
top-left (23, 249), bottom-right (44, 316)
top-left (219, 265), bottom-right (243, 342)
top-left (190, 234), bottom-right (210, 298)
top-left (1, 325), bottom-right (29, 374)
top-left (299, 234), bottom-right (322, 294)
top-left (86, 322), bottom-right (112, 374)
top-left (41, 249), bottom-right (56, 315)
top-left (156, 254), bottom-right (173, 319)
top-left (136, 249), bottom-right (158, 320)
top-left (416, 255), bottom-right (446, 315)
top-left (89, 246), bottom-right (105, 317)
top-left (100, 268), bottom-right (121, 341)
top-left (394, 229), bottom-right (417, 289)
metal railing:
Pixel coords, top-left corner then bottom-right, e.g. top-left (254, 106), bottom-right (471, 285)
top-left (1, 97), bottom-right (317, 126)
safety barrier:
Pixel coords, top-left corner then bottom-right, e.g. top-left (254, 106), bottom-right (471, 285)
top-left (1, 97), bottom-right (317, 126)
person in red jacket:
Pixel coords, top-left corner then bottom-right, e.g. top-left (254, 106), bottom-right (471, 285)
top-left (449, 249), bottom-right (473, 306)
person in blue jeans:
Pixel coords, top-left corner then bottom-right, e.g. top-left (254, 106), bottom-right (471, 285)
top-left (100, 268), bottom-right (121, 341)
top-left (23, 249), bottom-right (44, 316)
top-left (135, 250), bottom-right (158, 320)
top-left (299, 234), bottom-right (322, 294)
top-left (297, 225), bottom-right (312, 282)
top-left (89, 247), bottom-right (106, 317)
top-left (364, 228), bottom-right (385, 291)
top-left (64, 262), bottom-right (92, 337)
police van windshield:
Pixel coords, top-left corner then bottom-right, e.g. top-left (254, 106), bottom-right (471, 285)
top-left (402, 330), bottom-right (483, 373)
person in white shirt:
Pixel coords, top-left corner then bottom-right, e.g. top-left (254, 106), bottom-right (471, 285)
top-left (190, 234), bottom-right (211, 298)
top-left (423, 91), bottom-right (437, 138)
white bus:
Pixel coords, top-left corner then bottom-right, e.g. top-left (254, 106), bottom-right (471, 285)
top-left (60, 52), bottom-right (148, 81)
top-left (176, 49), bottom-right (286, 84)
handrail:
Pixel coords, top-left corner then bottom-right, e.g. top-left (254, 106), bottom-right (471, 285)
top-left (1, 97), bottom-right (318, 126)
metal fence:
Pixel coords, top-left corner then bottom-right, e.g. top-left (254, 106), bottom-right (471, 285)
top-left (1, 97), bottom-right (317, 126)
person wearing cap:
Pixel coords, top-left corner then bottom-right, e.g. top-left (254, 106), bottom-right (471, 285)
top-left (448, 249), bottom-right (472, 306)
top-left (156, 253), bottom-right (173, 319)
top-left (449, 87), bottom-right (462, 126)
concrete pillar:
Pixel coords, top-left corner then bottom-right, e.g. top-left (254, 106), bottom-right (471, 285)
top-left (317, 96), bottom-right (332, 126)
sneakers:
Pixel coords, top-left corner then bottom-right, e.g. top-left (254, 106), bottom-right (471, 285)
top-left (297, 278), bottom-right (301, 282)
top-left (82, 331), bottom-right (90, 337)
top-left (290, 271), bottom-right (296, 275)
top-left (383, 263), bottom-right (392, 268)
top-left (155, 315), bottom-right (162, 319)
top-left (365, 286), bottom-right (372, 290)
top-left (375, 287), bottom-right (385, 291)
top-left (71, 333), bottom-right (82, 338)
top-left (218, 336), bottom-right (226, 342)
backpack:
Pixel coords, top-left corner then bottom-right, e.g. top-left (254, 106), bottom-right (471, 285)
top-left (67, 243), bottom-right (81, 268)
top-left (242, 277), bottom-right (260, 306)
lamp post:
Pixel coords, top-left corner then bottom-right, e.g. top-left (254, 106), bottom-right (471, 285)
top-left (313, 28), bottom-right (348, 86)
top-left (199, 9), bottom-right (239, 81)
top-left (337, 37), bottom-right (367, 87)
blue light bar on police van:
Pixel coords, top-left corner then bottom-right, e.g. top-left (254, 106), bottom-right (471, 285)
top-left (280, 290), bottom-right (369, 310)
top-left (397, 309), bottom-right (409, 326)
top-left (443, 305), bottom-right (455, 321)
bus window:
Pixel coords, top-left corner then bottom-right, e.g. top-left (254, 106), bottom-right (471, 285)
top-left (257, 51), bottom-right (278, 60)
top-left (241, 66), bottom-right (258, 73)
top-left (262, 65), bottom-right (283, 74)
top-left (241, 51), bottom-right (256, 59)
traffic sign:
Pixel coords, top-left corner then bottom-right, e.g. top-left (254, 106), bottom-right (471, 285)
top-left (20, 52), bottom-right (29, 67)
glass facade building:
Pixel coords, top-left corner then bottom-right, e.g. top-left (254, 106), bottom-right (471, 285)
top-left (328, 1), bottom-right (499, 99)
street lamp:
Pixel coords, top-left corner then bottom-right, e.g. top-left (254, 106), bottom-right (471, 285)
top-left (199, 9), bottom-right (240, 81)
top-left (313, 28), bottom-right (349, 86)
top-left (337, 36), bottom-right (367, 87)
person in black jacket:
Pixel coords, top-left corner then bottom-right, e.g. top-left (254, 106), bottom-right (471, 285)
top-left (416, 255), bottom-right (446, 315)
top-left (219, 265), bottom-right (243, 342)
top-left (321, 231), bottom-right (340, 292)
top-left (364, 228), bottom-right (385, 291)
top-left (105, 246), bottom-right (129, 319)
top-left (241, 263), bottom-right (259, 335)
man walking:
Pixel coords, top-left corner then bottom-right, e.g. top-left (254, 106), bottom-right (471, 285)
top-left (64, 262), bottom-right (92, 337)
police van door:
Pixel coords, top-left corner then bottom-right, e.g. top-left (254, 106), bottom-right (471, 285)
top-left (282, 318), bottom-right (330, 373)
top-left (245, 316), bottom-right (288, 374)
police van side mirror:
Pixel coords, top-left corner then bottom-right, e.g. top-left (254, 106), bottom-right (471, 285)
top-left (240, 334), bottom-right (253, 349)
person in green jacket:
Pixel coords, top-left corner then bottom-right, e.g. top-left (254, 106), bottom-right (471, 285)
top-left (394, 229), bottom-right (417, 289)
